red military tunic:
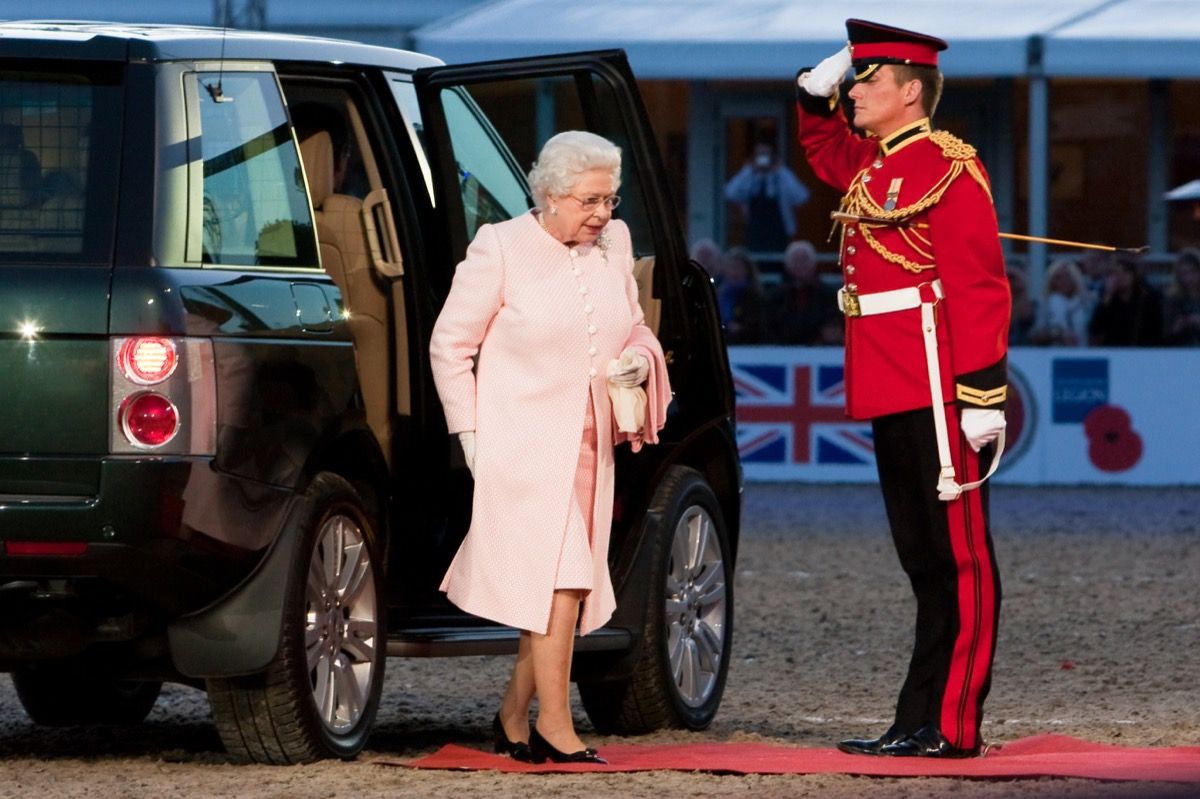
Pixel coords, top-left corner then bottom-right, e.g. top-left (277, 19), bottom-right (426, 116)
top-left (796, 103), bottom-right (1009, 420)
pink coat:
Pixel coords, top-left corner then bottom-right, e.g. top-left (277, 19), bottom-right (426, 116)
top-left (430, 212), bottom-right (670, 635)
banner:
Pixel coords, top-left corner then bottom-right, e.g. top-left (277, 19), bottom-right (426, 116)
top-left (730, 346), bottom-right (1200, 485)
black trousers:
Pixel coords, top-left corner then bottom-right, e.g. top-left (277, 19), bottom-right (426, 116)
top-left (871, 405), bottom-right (1002, 750)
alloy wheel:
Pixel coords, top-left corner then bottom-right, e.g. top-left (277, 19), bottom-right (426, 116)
top-left (664, 504), bottom-right (728, 708)
top-left (305, 512), bottom-right (379, 734)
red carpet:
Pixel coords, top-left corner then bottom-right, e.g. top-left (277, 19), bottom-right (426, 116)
top-left (389, 735), bottom-right (1200, 782)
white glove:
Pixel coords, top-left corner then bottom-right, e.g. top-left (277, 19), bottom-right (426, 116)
top-left (798, 46), bottom-right (851, 98)
top-left (607, 348), bottom-right (650, 388)
top-left (457, 431), bottom-right (476, 477)
top-left (960, 409), bottom-right (1006, 452)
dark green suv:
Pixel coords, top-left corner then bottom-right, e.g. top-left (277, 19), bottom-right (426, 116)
top-left (0, 21), bottom-right (740, 763)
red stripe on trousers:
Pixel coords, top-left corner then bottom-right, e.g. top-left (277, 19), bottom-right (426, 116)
top-left (937, 405), bottom-right (998, 749)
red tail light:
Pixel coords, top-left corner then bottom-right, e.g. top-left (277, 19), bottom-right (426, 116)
top-left (110, 337), bottom-right (215, 455)
top-left (117, 337), bottom-right (178, 385)
top-left (118, 392), bottom-right (180, 448)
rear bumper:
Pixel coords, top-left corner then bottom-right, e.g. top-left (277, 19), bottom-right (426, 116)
top-left (0, 457), bottom-right (294, 615)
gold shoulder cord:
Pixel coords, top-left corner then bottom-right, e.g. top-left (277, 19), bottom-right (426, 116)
top-left (840, 131), bottom-right (992, 274)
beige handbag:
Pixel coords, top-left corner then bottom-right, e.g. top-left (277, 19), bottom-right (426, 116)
top-left (607, 350), bottom-right (648, 433)
top-left (609, 383), bottom-right (647, 434)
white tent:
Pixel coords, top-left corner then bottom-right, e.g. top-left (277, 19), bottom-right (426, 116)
top-left (415, 0), bottom-right (1200, 79)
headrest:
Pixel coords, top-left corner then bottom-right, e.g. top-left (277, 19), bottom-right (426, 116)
top-left (299, 130), bottom-right (334, 209)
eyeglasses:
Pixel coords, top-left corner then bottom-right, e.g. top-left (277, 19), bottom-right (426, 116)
top-left (568, 193), bottom-right (621, 211)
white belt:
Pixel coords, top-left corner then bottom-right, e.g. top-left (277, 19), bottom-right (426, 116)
top-left (837, 279), bottom-right (1004, 502)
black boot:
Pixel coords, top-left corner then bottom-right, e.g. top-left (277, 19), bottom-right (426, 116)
top-left (879, 722), bottom-right (981, 758)
top-left (836, 724), bottom-right (908, 756)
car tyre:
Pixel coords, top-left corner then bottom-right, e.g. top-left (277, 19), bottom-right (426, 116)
top-left (579, 466), bottom-right (733, 733)
top-left (13, 664), bottom-right (162, 726)
top-left (207, 472), bottom-right (385, 764)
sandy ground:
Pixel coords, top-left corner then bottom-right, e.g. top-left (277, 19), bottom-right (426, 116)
top-left (1, 483), bottom-right (1197, 798)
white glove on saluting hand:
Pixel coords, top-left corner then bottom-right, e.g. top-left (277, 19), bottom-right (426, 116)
top-left (607, 348), bottom-right (650, 388)
top-left (960, 409), bottom-right (1006, 452)
top-left (798, 46), bottom-right (852, 98)
top-left (457, 431), bottom-right (476, 478)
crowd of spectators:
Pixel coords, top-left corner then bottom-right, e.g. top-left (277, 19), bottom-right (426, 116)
top-left (692, 237), bottom-right (1200, 348)
top-left (1011, 248), bottom-right (1200, 348)
top-left (690, 237), bottom-right (842, 345)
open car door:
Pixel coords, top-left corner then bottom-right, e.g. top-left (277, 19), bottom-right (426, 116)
top-left (413, 50), bottom-right (690, 334)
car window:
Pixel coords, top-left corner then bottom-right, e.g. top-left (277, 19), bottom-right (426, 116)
top-left (0, 65), bottom-right (121, 264)
top-left (196, 72), bottom-right (318, 268)
top-left (431, 74), bottom-right (657, 260)
top-left (386, 77), bottom-right (435, 206)
top-left (437, 87), bottom-right (530, 242)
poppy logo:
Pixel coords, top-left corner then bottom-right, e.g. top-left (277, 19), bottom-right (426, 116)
top-left (1083, 404), bottom-right (1143, 472)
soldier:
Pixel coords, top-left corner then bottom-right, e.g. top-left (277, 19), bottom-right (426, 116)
top-left (795, 19), bottom-right (1011, 758)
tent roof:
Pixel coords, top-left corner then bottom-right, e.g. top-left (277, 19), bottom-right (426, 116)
top-left (416, 0), bottom-right (1200, 79)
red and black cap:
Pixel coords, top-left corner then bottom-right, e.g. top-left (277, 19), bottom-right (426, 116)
top-left (846, 18), bottom-right (947, 79)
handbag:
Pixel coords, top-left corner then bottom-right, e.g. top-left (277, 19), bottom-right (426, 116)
top-left (609, 382), bottom-right (647, 434)
top-left (607, 351), bottom-right (647, 434)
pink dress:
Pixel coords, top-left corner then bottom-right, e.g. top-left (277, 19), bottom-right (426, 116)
top-left (429, 213), bottom-right (671, 635)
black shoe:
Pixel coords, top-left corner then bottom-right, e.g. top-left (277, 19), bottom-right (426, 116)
top-left (492, 713), bottom-right (532, 761)
top-left (878, 722), bottom-right (981, 758)
top-left (528, 726), bottom-right (607, 764)
top-left (836, 724), bottom-right (908, 756)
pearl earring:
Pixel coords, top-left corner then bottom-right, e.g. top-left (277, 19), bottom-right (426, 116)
top-left (550, 206), bottom-right (558, 215)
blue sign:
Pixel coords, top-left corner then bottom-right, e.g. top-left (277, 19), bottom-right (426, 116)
top-left (1052, 358), bottom-right (1109, 423)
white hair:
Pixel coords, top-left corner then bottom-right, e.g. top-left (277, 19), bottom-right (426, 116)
top-left (527, 130), bottom-right (621, 207)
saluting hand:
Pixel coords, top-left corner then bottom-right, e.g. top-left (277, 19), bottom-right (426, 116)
top-left (798, 46), bottom-right (851, 98)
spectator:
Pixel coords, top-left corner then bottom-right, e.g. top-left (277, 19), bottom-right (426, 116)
top-left (1162, 247), bottom-right (1200, 345)
top-left (1006, 265), bottom-right (1037, 345)
top-left (689, 237), bottom-right (723, 284)
top-left (1077, 250), bottom-right (1112, 309)
top-left (1029, 257), bottom-right (1090, 346)
top-left (716, 246), bottom-right (763, 344)
top-left (764, 240), bottom-right (839, 344)
top-left (1088, 254), bottom-right (1164, 346)
top-left (723, 141), bottom-right (810, 255)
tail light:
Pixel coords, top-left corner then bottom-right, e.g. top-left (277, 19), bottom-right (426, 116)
top-left (110, 337), bottom-right (216, 455)
top-left (117, 337), bottom-right (178, 384)
top-left (118, 391), bottom-right (180, 448)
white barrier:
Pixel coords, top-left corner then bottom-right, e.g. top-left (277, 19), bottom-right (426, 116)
top-left (730, 346), bottom-right (1200, 485)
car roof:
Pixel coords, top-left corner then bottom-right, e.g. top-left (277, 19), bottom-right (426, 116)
top-left (0, 20), bottom-right (443, 72)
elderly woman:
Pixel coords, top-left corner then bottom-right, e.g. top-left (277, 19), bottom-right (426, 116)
top-left (429, 130), bottom-right (671, 765)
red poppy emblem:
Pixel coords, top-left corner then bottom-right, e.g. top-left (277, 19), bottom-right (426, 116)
top-left (1082, 404), bottom-right (1143, 473)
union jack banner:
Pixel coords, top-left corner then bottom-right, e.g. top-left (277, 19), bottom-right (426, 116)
top-left (729, 347), bottom-right (877, 480)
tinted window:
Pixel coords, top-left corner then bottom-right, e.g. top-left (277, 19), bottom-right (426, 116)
top-left (0, 66), bottom-right (121, 264)
top-left (441, 74), bottom-right (657, 258)
top-left (197, 72), bottom-right (317, 268)
top-left (438, 87), bottom-right (529, 242)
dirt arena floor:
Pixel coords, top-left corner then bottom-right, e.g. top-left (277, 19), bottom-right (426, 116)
top-left (1, 483), bottom-right (1197, 798)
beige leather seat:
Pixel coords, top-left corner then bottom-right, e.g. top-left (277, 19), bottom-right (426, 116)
top-left (632, 255), bottom-right (662, 335)
top-left (299, 130), bottom-right (392, 458)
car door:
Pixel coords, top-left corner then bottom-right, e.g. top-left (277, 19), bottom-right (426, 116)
top-left (413, 51), bottom-right (689, 308)
top-left (406, 51), bottom-right (734, 623)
